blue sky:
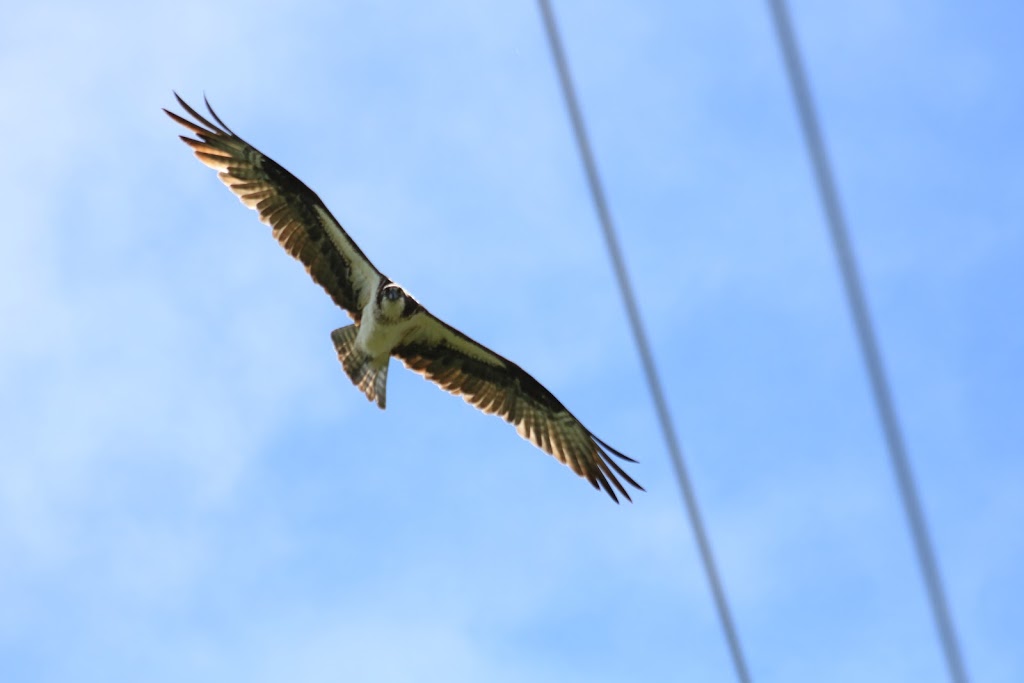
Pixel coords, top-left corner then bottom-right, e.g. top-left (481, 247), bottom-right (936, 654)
top-left (1, 1), bottom-right (1021, 681)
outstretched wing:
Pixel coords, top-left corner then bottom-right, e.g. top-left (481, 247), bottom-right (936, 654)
top-left (165, 93), bottom-right (381, 322)
top-left (393, 311), bottom-right (643, 502)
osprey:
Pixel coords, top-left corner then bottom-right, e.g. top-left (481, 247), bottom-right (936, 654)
top-left (166, 94), bottom-right (642, 502)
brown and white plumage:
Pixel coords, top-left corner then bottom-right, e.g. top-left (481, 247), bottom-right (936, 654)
top-left (392, 314), bottom-right (642, 501)
top-left (165, 93), bottom-right (379, 321)
top-left (166, 94), bottom-right (643, 502)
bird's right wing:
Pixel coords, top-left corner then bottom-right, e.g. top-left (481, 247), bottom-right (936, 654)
top-left (165, 93), bottom-right (381, 322)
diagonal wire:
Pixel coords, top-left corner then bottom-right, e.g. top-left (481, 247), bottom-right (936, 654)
top-left (765, 2), bottom-right (969, 682)
top-left (537, 2), bottom-right (752, 682)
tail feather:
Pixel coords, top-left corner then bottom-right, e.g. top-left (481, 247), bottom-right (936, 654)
top-left (331, 325), bottom-right (389, 409)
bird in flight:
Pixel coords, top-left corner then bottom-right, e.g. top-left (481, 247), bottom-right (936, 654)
top-left (165, 94), bottom-right (642, 502)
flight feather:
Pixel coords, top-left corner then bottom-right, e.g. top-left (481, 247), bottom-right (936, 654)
top-left (164, 93), bottom-right (380, 322)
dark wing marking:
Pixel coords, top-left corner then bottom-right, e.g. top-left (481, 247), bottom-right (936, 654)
top-left (165, 93), bottom-right (381, 322)
top-left (393, 311), bottom-right (643, 502)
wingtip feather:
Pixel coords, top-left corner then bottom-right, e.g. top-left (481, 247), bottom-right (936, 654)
top-left (594, 453), bottom-right (632, 503)
top-left (203, 93), bottom-right (236, 135)
top-left (173, 92), bottom-right (228, 136)
top-left (593, 434), bottom-right (638, 463)
top-left (592, 472), bottom-right (620, 504)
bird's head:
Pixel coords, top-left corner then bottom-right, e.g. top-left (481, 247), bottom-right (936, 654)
top-left (382, 284), bottom-right (405, 303)
top-left (377, 282), bottom-right (418, 320)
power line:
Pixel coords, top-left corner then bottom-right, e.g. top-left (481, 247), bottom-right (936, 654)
top-left (765, 2), bottom-right (969, 682)
top-left (536, 2), bottom-right (752, 682)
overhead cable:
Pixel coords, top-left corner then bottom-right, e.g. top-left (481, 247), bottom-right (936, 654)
top-left (765, 2), bottom-right (969, 681)
top-left (537, 2), bottom-right (752, 682)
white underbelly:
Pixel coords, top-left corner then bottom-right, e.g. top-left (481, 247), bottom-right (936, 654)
top-left (357, 313), bottom-right (416, 360)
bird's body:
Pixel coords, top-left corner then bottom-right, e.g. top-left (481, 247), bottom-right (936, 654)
top-left (166, 94), bottom-right (642, 502)
top-left (334, 280), bottom-right (423, 408)
top-left (358, 285), bottom-right (414, 363)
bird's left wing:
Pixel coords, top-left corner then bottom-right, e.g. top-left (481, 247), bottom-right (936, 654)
top-left (393, 310), bottom-right (643, 502)
top-left (165, 93), bottom-right (381, 322)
